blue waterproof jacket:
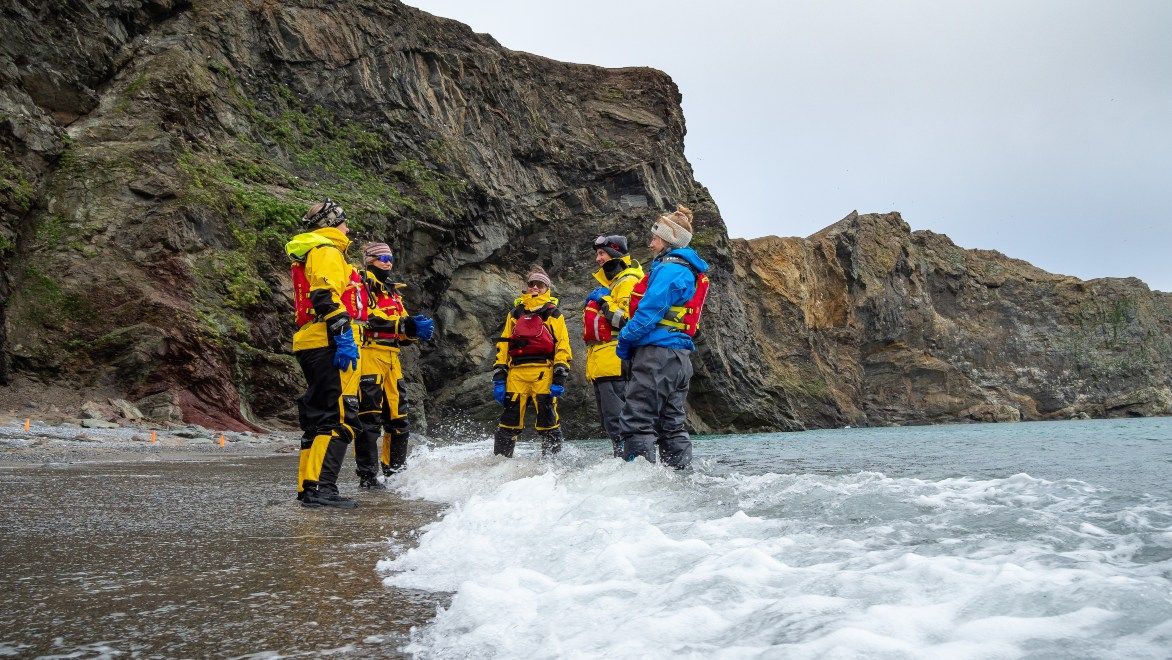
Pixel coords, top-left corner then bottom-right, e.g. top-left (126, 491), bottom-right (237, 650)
top-left (617, 246), bottom-right (710, 353)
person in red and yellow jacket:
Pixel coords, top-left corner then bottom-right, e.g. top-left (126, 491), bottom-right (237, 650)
top-left (286, 199), bottom-right (363, 509)
top-left (582, 235), bottom-right (644, 457)
top-left (354, 241), bottom-right (434, 488)
top-left (491, 265), bottom-right (572, 458)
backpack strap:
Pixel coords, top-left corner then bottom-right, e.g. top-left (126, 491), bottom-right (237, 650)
top-left (512, 302), bottom-right (560, 320)
top-left (610, 272), bottom-right (641, 289)
top-left (661, 254), bottom-right (699, 277)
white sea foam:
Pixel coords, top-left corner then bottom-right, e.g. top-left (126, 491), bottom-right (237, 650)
top-left (378, 440), bottom-right (1172, 659)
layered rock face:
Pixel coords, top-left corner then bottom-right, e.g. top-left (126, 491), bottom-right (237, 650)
top-left (0, 0), bottom-right (742, 433)
top-left (1, 1), bottom-right (1168, 434)
top-left (735, 212), bottom-right (1172, 427)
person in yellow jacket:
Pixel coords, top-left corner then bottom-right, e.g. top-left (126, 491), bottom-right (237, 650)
top-left (583, 235), bottom-right (644, 457)
top-left (286, 199), bottom-right (362, 509)
top-left (491, 265), bottom-right (572, 457)
top-left (354, 241), bottom-right (435, 489)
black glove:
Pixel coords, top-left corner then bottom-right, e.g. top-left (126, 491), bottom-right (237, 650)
top-left (552, 364), bottom-right (569, 387)
top-left (492, 366), bottom-right (508, 383)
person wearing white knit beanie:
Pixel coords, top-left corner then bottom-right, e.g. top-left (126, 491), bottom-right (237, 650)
top-left (615, 204), bottom-right (711, 469)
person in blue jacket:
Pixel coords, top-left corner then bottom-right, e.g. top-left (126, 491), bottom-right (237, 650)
top-left (615, 204), bottom-right (709, 468)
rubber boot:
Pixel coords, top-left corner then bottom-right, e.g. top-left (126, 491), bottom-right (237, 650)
top-left (539, 429), bottom-right (563, 457)
top-left (386, 430), bottom-right (409, 474)
top-left (358, 474), bottom-right (386, 490)
top-left (493, 428), bottom-right (517, 457)
top-left (302, 483), bottom-right (359, 509)
top-left (355, 427), bottom-right (381, 485)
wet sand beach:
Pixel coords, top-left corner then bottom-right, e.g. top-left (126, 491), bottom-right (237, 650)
top-left (0, 451), bottom-right (445, 658)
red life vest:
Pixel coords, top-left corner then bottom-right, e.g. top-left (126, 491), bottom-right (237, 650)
top-left (291, 248), bottom-right (366, 328)
top-left (504, 303), bottom-right (557, 358)
top-left (628, 257), bottom-right (709, 337)
top-left (582, 273), bottom-right (641, 343)
top-left (366, 284), bottom-right (408, 343)
top-left (582, 299), bottom-right (613, 343)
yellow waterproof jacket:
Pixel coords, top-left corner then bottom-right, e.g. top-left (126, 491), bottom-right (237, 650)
top-left (585, 256), bottom-right (644, 381)
top-left (290, 227), bottom-right (358, 352)
top-left (364, 271), bottom-right (415, 352)
top-left (494, 290), bottom-right (572, 371)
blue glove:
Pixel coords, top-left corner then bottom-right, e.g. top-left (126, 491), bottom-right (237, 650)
top-left (493, 380), bottom-right (507, 405)
top-left (333, 325), bottom-right (359, 371)
top-left (586, 287), bottom-right (608, 305)
top-left (411, 315), bottom-right (435, 341)
top-left (549, 384), bottom-right (564, 398)
top-left (615, 340), bottom-right (631, 361)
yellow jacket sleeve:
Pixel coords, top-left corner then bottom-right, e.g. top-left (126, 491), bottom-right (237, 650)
top-left (606, 273), bottom-right (641, 324)
top-left (305, 246), bottom-right (351, 324)
top-left (551, 312), bottom-right (572, 367)
top-left (494, 312), bottom-right (515, 368)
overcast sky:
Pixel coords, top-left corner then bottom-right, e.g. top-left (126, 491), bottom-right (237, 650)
top-left (405, 1), bottom-right (1172, 291)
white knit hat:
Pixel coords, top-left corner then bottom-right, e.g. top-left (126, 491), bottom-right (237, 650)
top-left (652, 205), bottom-right (694, 248)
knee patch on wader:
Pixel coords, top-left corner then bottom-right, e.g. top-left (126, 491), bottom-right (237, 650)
top-left (393, 377), bottom-right (409, 418)
top-left (534, 393), bottom-right (559, 431)
top-left (383, 414), bottom-right (409, 435)
top-left (358, 374), bottom-right (385, 419)
top-left (498, 393), bottom-right (524, 430)
top-left (338, 394), bottom-right (360, 443)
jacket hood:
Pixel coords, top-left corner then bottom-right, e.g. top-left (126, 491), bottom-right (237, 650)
top-left (315, 226), bottom-right (351, 252)
top-left (514, 291), bottom-right (557, 310)
top-left (592, 255), bottom-right (642, 286)
top-left (664, 247), bottom-right (709, 273)
top-left (285, 231), bottom-right (335, 260)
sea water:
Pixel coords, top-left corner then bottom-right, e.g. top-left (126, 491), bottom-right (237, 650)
top-left (379, 418), bottom-right (1172, 659)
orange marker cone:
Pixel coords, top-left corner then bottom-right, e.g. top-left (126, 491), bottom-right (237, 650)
top-left (150, 431), bottom-right (158, 444)
top-left (23, 418), bottom-right (30, 432)
top-left (218, 433), bottom-right (226, 447)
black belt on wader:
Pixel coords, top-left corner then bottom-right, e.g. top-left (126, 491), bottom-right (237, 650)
top-left (365, 330), bottom-right (401, 347)
top-left (510, 354), bottom-right (554, 366)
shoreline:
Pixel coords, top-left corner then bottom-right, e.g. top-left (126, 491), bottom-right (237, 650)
top-left (0, 415), bottom-right (299, 468)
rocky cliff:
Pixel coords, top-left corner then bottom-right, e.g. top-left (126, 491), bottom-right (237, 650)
top-left (2, 0), bottom-right (1169, 435)
top-left (734, 212), bottom-right (1172, 427)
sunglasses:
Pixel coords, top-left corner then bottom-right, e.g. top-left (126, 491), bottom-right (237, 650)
top-left (374, 254), bottom-right (394, 264)
top-left (526, 281), bottom-right (548, 289)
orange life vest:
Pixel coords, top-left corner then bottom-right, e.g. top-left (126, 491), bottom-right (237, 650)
top-left (628, 257), bottom-right (709, 337)
top-left (291, 248), bottom-right (366, 328)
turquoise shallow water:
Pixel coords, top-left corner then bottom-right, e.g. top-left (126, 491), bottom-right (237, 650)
top-left (696, 417), bottom-right (1172, 499)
